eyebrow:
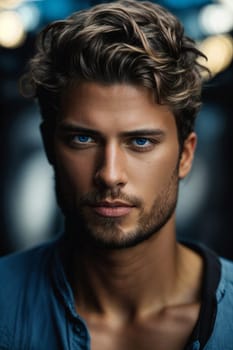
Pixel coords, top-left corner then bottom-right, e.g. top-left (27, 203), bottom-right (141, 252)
top-left (57, 123), bottom-right (165, 138)
top-left (58, 123), bottom-right (100, 136)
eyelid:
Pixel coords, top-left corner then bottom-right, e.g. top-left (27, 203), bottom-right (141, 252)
top-left (130, 136), bottom-right (158, 143)
top-left (131, 137), bottom-right (151, 145)
top-left (127, 136), bottom-right (159, 151)
top-left (61, 130), bottom-right (161, 150)
top-left (73, 135), bottom-right (95, 143)
top-left (65, 133), bottom-right (98, 148)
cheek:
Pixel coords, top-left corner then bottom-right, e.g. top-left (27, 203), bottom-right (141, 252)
top-left (55, 151), bottom-right (95, 193)
top-left (127, 152), bottom-right (179, 204)
top-left (127, 152), bottom-right (178, 183)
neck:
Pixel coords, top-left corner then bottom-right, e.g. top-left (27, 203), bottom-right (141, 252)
top-left (65, 218), bottom-right (203, 323)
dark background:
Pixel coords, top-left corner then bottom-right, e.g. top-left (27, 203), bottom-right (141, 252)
top-left (0, 0), bottom-right (233, 259)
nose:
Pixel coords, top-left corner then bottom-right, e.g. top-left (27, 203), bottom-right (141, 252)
top-left (94, 142), bottom-right (127, 189)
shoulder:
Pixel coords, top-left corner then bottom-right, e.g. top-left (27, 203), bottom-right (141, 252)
top-left (0, 236), bottom-right (65, 349)
top-left (219, 257), bottom-right (233, 281)
top-left (204, 257), bottom-right (233, 349)
top-left (0, 238), bottom-right (57, 278)
top-left (0, 238), bottom-right (59, 303)
top-left (216, 257), bottom-right (233, 301)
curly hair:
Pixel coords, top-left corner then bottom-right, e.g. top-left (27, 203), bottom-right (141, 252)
top-left (22, 0), bottom-right (208, 147)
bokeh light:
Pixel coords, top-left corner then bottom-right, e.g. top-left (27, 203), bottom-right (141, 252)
top-left (218, 0), bottom-right (233, 12)
top-left (18, 3), bottom-right (41, 31)
top-left (0, 11), bottom-right (26, 48)
top-left (199, 4), bottom-right (233, 35)
top-left (198, 34), bottom-right (233, 77)
top-left (0, 0), bottom-right (23, 9)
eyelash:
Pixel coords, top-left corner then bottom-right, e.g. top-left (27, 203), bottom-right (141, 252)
top-left (72, 135), bottom-right (94, 144)
top-left (131, 138), bottom-right (152, 147)
top-left (122, 138), bottom-right (155, 153)
top-left (66, 135), bottom-right (157, 151)
top-left (66, 135), bottom-right (95, 148)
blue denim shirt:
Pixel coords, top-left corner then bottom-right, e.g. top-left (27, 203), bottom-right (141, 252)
top-left (0, 238), bottom-right (233, 350)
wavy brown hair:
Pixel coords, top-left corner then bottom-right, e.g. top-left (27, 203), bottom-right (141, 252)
top-left (22, 0), bottom-right (208, 147)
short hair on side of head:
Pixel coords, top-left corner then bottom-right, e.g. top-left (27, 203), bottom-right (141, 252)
top-left (21, 0), bottom-right (209, 147)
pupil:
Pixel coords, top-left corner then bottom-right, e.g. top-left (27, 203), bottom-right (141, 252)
top-left (136, 138), bottom-right (146, 145)
top-left (79, 136), bottom-right (88, 142)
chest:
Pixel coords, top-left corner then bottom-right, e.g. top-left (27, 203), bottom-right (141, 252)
top-left (88, 307), bottom-right (199, 350)
top-left (90, 329), bottom-right (190, 350)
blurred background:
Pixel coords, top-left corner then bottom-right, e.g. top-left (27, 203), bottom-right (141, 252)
top-left (0, 0), bottom-right (232, 258)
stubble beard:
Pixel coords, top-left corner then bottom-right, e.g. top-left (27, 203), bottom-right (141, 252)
top-left (55, 166), bottom-right (179, 250)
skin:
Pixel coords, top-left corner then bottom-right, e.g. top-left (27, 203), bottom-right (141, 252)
top-left (43, 82), bottom-right (203, 350)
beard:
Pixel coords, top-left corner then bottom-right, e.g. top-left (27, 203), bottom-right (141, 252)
top-left (55, 166), bottom-right (179, 250)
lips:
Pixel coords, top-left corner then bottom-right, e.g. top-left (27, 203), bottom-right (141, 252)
top-left (91, 201), bottom-right (134, 217)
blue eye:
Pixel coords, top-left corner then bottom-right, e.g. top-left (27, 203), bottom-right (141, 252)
top-left (133, 138), bottom-right (150, 146)
top-left (74, 135), bottom-right (93, 143)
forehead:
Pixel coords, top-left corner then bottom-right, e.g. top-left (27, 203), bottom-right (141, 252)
top-left (60, 82), bottom-right (177, 134)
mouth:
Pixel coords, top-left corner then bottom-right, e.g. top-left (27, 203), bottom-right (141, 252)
top-left (91, 201), bottom-right (134, 218)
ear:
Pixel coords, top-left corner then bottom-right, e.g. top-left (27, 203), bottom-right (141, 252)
top-left (40, 122), bottom-right (55, 165)
top-left (179, 132), bottom-right (197, 179)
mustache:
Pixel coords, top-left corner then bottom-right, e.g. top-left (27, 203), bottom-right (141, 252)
top-left (79, 190), bottom-right (142, 207)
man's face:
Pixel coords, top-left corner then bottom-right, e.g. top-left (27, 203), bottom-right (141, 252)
top-left (52, 82), bottom-right (195, 249)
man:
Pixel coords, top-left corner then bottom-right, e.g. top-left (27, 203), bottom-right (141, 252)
top-left (0, 0), bottom-right (233, 349)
